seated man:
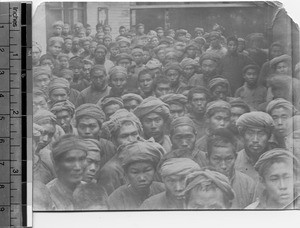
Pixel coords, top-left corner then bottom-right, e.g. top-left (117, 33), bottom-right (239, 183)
top-left (160, 93), bottom-right (188, 120)
top-left (184, 169), bottom-right (235, 209)
top-left (141, 158), bottom-right (200, 209)
top-left (247, 149), bottom-right (299, 209)
top-left (47, 135), bottom-right (88, 210)
top-left (107, 140), bottom-right (165, 210)
top-left (97, 109), bottom-right (144, 195)
top-left (134, 96), bottom-right (172, 153)
top-left (206, 128), bottom-right (256, 208)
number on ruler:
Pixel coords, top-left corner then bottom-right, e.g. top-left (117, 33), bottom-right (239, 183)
top-left (0, 71), bottom-right (4, 75)
top-left (0, 138), bottom-right (5, 143)
top-left (0, 116), bottom-right (5, 120)
top-left (0, 207), bottom-right (5, 211)
top-left (0, 184), bottom-right (5, 189)
top-left (0, 93), bottom-right (4, 98)
top-left (0, 161), bottom-right (4, 165)
top-left (12, 169), bottom-right (19, 173)
top-left (0, 48), bottom-right (4, 52)
top-left (12, 110), bottom-right (19, 115)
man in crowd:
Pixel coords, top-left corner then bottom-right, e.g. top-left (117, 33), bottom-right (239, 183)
top-left (160, 93), bottom-right (188, 120)
top-left (122, 93), bottom-right (143, 112)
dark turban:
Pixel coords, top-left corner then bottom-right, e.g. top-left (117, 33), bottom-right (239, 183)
top-left (119, 139), bottom-right (165, 169)
top-left (199, 52), bottom-right (221, 64)
top-left (163, 62), bottom-right (182, 74)
top-left (266, 98), bottom-right (297, 116)
top-left (101, 109), bottom-right (143, 140)
top-left (242, 64), bottom-right (260, 74)
top-left (50, 100), bottom-right (75, 116)
top-left (133, 96), bottom-right (171, 121)
top-left (236, 111), bottom-right (274, 134)
top-left (205, 100), bottom-right (231, 117)
top-left (170, 116), bottom-right (195, 134)
top-left (48, 77), bottom-right (70, 95)
top-left (229, 98), bottom-right (251, 113)
top-left (208, 78), bottom-right (230, 91)
top-left (108, 66), bottom-right (127, 78)
top-left (52, 135), bottom-right (88, 161)
top-left (100, 97), bottom-right (124, 110)
top-left (185, 169), bottom-right (235, 202)
top-left (33, 65), bottom-right (52, 79)
top-left (121, 93), bottom-right (143, 104)
top-left (180, 58), bottom-right (198, 69)
top-left (254, 148), bottom-right (299, 177)
top-left (160, 158), bottom-right (200, 178)
top-left (33, 110), bottom-right (56, 124)
top-left (75, 104), bottom-right (106, 126)
top-left (95, 45), bottom-right (107, 54)
top-left (116, 53), bottom-right (132, 62)
top-left (160, 93), bottom-right (187, 106)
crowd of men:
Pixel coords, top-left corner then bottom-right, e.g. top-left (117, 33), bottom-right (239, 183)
top-left (33, 20), bottom-right (300, 210)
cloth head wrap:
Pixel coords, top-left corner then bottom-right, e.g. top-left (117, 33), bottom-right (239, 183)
top-left (160, 93), bottom-right (187, 106)
top-left (50, 100), bottom-right (75, 116)
top-left (163, 62), bottom-right (182, 74)
top-left (131, 48), bottom-right (144, 55)
top-left (229, 98), bottom-right (251, 113)
top-left (108, 66), bottom-right (127, 78)
top-left (48, 36), bottom-right (64, 47)
top-left (57, 53), bottom-right (69, 60)
top-left (33, 65), bottom-right (52, 79)
top-left (205, 100), bottom-right (231, 117)
top-left (121, 93), bottom-right (143, 104)
top-left (100, 97), bottom-right (124, 110)
top-left (116, 53), bottom-right (132, 62)
top-left (101, 108), bottom-right (143, 140)
top-left (83, 138), bottom-right (102, 157)
top-left (52, 136), bottom-right (88, 162)
top-left (117, 37), bottom-right (131, 45)
top-left (160, 158), bottom-right (200, 178)
top-left (208, 78), bottom-right (230, 90)
top-left (184, 169), bottom-right (235, 202)
top-left (254, 148), bottom-right (299, 177)
top-left (33, 109), bottom-right (57, 124)
top-left (170, 116), bottom-right (196, 134)
top-left (48, 77), bottom-right (70, 95)
top-left (199, 52), bottom-right (221, 64)
top-left (194, 37), bottom-right (206, 45)
top-left (236, 111), bottom-right (274, 134)
top-left (180, 58), bottom-right (198, 69)
top-left (133, 96), bottom-right (171, 121)
top-left (188, 86), bottom-right (211, 102)
top-left (75, 103), bottom-right (106, 126)
top-left (146, 59), bottom-right (162, 69)
top-left (95, 45), bottom-right (107, 54)
top-left (266, 98), bottom-right (297, 116)
top-left (242, 64), bottom-right (260, 74)
top-left (119, 139), bottom-right (165, 169)
top-left (270, 54), bottom-right (291, 68)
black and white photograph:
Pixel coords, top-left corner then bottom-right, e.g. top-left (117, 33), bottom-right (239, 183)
top-left (32, 1), bottom-right (300, 212)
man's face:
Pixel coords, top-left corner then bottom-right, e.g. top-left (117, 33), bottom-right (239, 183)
top-left (157, 49), bottom-right (165, 62)
top-left (119, 28), bottom-right (126, 35)
top-left (55, 110), bottom-right (72, 133)
top-left (271, 107), bottom-right (292, 137)
top-left (119, 42), bottom-right (130, 53)
top-left (59, 57), bottom-right (69, 69)
top-left (237, 41), bottom-right (245, 52)
top-left (210, 36), bottom-right (220, 48)
top-left (74, 25), bottom-right (82, 34)
top-left (201, 59), bottom-right (217, 77)
top-left (89, 43), bottom-right (97, 54)
top-left (157, 29), bottom-right (164, 38)
top-left (104, 104), bottom-right (121, 120)
top-left (151, 37), bottom-right (159, 47)
top-left (32, 46), bottom-right (41, 64)
top-left (110, 73), bottom-right (127, 92)
top-left (91, 69), bottom-right (107, 90)
top-left (137, 26), bottom-right (144, 35)
top-left (171, 125), bottom-right (196, 150)
top-left (48, 42), bottom-right (62, 56)
top-left (187, 187), bottom-right (226, 209)
top-left (62, 25), bottom-right (70, 34)
top-left (110, 47), bottom-right (119, 57)
top-left (103, 38), bottom-right (112, 47)
top-left (186, 47), bottom-right (196, 58)
top-left (190, 93), bottom-right (207, 115)
top-left (50, 88), bottom-right (69, 103)
top-left (212, 85), bottom-right (228, 101)
top-left (243, 127), bottom-right (269, 159)
top-left (36, 123), bottom-right (55, 150)
top-left (270, 45), bottom-right (283, 59)
top-left (208, 143), bottom-right (236, 178)
top-left (126, 162), bottom-right (155, 192)
top-left (94, 48), bottom-right (106, 62)
top-left (244, 68), bottom-right (258, 87)
top-left (166, 69), bottom-right (180, 87)
top-left (64, 39), bottom-right (72, 52)
top-left (77, 117), bottom-right (100, 139)
top-left (262, 161), bottom-right (294, 208)
top-left (143, 51), bottom-right (151, 64)
top-left (116, 122), bottom-right (139, 146)
top-left (230, 107), bottom-right (247, 133)
top-left (83, 41), bottom-right (90, 51)
top-left (139, 73), bottom-right (154, 93)
top-left (86, 27), bottom-right (91, 36)
top-left (183, 65), bottom-right (195, 78)
top-left (53, 26), bottom-right (62, 36)
top-left (155, 83), bottom-right (171, 97)
top-left (227, 41), bottom-right (237, 54)
top-left (276, 61), bottom-right (289, 74)
top-left (33, 96), bottom-right (48, 114)
top-left (34, 74), bottom-right (50, 91)
top-left (104, 27), bottom-right (111, 35)
top-left (41, 59), bottom-right (54, 70)
top-left (163, 174), bottom-right (187, 199)
top-left (82, 64), bottom-right (92, 80)
top-left (142, 112), bottom-right (165, 141)
top-left (208, 111), bottom-right (230, 131)
top-left (169, 103), bottom-right (185, 119)
top-left (56, 149), bottom-right (86, 186)
top-left (124, 100), bottom-right (140, 113)
top-left (132, 52), bottom-right (144, 65)
top-left (83, 151), bottom-right (101, 183)
top-left (117, 59), bottom-right (131, 69)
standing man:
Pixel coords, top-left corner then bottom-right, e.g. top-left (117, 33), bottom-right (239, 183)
top-left (134, 96), bottom-right (172, 153)
top-left (235, 111), bottom-right (274, 182)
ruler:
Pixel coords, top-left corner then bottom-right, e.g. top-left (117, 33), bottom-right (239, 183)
top-left (0, 2), bottom-right (31, 227)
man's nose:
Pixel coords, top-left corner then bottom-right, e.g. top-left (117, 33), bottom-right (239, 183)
top-left (253, 133), bottom-right (259, 142)
top-left (175, 181), bottom-right (184, 191)
top-left (220, 160), bottom-right (227, 169)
